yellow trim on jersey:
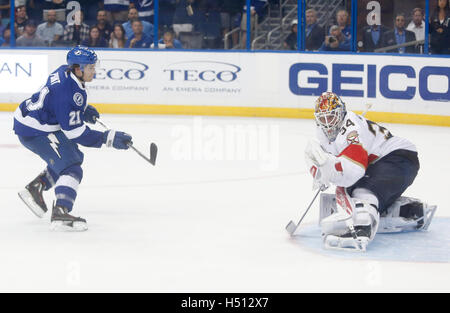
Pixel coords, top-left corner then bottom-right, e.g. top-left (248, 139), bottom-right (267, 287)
top-left (1, 103), bottom-right (449, 127)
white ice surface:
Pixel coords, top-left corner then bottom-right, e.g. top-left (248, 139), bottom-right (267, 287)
top-left (0, 112), bottom-right (449, 292)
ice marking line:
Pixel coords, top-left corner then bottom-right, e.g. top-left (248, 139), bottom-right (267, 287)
top-left (0, 144), bottom-right (21, 149)
top-left (0, 171), bottom-right (308, 190)
top-left (84, 171), bottom-right (308, 188)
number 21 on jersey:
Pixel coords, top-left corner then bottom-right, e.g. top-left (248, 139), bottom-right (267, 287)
top-left (69, 111), bottom-right (82, 126)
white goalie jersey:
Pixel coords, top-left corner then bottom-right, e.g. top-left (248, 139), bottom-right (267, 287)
top-left (316, 111), bottom-right (417, 187)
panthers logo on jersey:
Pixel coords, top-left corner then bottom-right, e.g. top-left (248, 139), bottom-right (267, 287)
top-left (346, 130), bottom-right (360, 144)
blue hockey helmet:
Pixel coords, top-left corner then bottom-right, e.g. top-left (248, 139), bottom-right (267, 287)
top-left (67, 45), bottom-right (98, 70)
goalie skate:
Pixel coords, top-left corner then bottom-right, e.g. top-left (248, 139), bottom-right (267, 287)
top-left (50, 205), bottom-right (88, 232)
top-left (379, 198), bottom-right (437, 233)
top-left (18, 175), bottom-right (48, 218)
top-left (323, 233), bottom-right (369, 252)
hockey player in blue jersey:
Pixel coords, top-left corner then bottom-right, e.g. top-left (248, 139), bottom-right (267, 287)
top-left (14, 46), bottom-right (132, 231)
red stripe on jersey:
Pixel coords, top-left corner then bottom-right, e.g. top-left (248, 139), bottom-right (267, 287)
top-left (368, 154), bottom-right (379, 164)
top-left (335, 162), bottom-right (343, 172)
top-left (338, 144), bottom-right (368, 169)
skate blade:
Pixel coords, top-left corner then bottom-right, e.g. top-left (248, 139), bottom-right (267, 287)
top-left (50, 221), bottom-right (88, 232)
top-left (422, 205), bottom-right (437, 231)
top-left (323, 235), bottom-right (368, 252)
top-left (285, 221), bottom-right (297, 236)
top-left (18, 189), bottom-right (46, 218)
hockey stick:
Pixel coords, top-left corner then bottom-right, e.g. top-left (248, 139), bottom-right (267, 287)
top-left (95, 118), bottom-right (158, 166)
top-left (285, 185), bottom-right (327, 236)
top-left (362, 103), bottom-right (373, 117)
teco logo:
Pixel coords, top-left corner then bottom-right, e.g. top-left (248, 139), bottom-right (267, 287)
top-left (164, 61), bottom-right (241, 83)
top-left (95, 59), bottom-right (149, 81)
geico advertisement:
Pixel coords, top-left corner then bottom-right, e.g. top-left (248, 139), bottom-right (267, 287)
top-left (0, 54), bottom-right (48, 94)
top-left (286, 53), bottom-right (450, 115)
top-left (4, 49), bottom-right (449, 116)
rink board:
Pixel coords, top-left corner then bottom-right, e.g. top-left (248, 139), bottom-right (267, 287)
top-left (0, 49), bottom-right (449, 126)
top-left (292, 217), bottom-right (450, 263)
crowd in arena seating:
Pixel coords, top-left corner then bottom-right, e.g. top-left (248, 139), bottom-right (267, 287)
top-left (0, 0), bottom-right (449, 54)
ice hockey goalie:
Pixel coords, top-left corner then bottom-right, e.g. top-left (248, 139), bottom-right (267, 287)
top-left (305, 92), bottom-right (437, 252)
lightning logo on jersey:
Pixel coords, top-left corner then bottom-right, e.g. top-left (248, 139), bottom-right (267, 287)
top-left (48, 133), bottom-right (62, 158)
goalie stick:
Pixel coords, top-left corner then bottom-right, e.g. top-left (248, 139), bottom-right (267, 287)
top-left (95, 118), bottom-right (158, 166)
top-left (286, 185), bottom-right (327, 236)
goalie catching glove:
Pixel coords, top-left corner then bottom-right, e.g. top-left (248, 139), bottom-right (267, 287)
top-left (305, 139), bottom-right (341, 190)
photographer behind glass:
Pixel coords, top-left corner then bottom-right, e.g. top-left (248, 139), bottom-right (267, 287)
top-left (319, 25), bottom-right (351, 51)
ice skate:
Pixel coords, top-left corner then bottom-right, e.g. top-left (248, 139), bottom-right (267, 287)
top-left (323, 233), bottom-right (369, 252)
top-left (50, 204), bottom-right (88, 232)
top-left (18, 172), bottom-right (48, 218)
top-left (379, 197), bottom-right (438, 233)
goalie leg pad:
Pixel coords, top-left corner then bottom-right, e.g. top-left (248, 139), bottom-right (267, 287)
top-left (379, 197), bottom-right (437, 233)
top-left (321, 193), bottom-right (379, 252)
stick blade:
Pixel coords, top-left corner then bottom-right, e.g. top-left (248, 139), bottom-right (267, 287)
top-left (150, 142), bottom-right (158, 166)
top-left (285, 220), bottom-right (297, 236)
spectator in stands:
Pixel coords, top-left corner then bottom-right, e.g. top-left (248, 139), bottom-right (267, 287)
top-left (154, 29), bottom-right (183, 48)
top-left (123, 7), bottom-right (154, 39)
top-left (219, 0), bottom-right (244, 45)
top-left (36, 9), bottom-right (64, 46)
top-left (283, 19), bottom-right (298, 50)
top-left (219, 0), bottom-right (244, 48)
top-left (95, 9), bottom-right (113, 42)
top-left (172, 0), bottom-right (198, 37)
top-left (103, 0), bottom-right (130, 24)
top-left (26, 1), bottom-right (65, 23)
top-left (252, 0), bottom-right (268, 21)
top-left (109, 22), bottom-right (127, 48)
top-left (125, 19), bottom-right (153, 48)
top-left (319, 25), bottom-right (350, 51)
top-left (305, 8), bottom-right (325, 51)
top-left (6, 5), bottom-right (28, 37)
top-left (159, 0), bottom-right (176, 28)
top-left (430, 0), bottom-right (450, 54)
top-left (63, 10), bottom-right (90, 46)
top-left (82, 25), bottom-right (108, 47)
top-left (130, 0), bottom-right (154, 24)
top-left (381, 13), bottom-right (417, 54)
top-left (240, 4), bottom-right (257, 49)
top-left (361, 23), bottom-right (390, 52)
top-left (75, 0), bottom-right (102, 25)
top-left (1, 27), bottom-right (10, 46)
top-left (407, 8), bottom-right (425, 41)
top-left (16, 19), bottom-right (46, 46)
top-left (336, 9), bottom-right (351, 39)
top-left (198, 0), bottom-right (222, 49)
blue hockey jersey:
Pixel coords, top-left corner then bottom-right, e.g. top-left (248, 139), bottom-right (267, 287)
top-left (13, 65), bottom-right (104, 147)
